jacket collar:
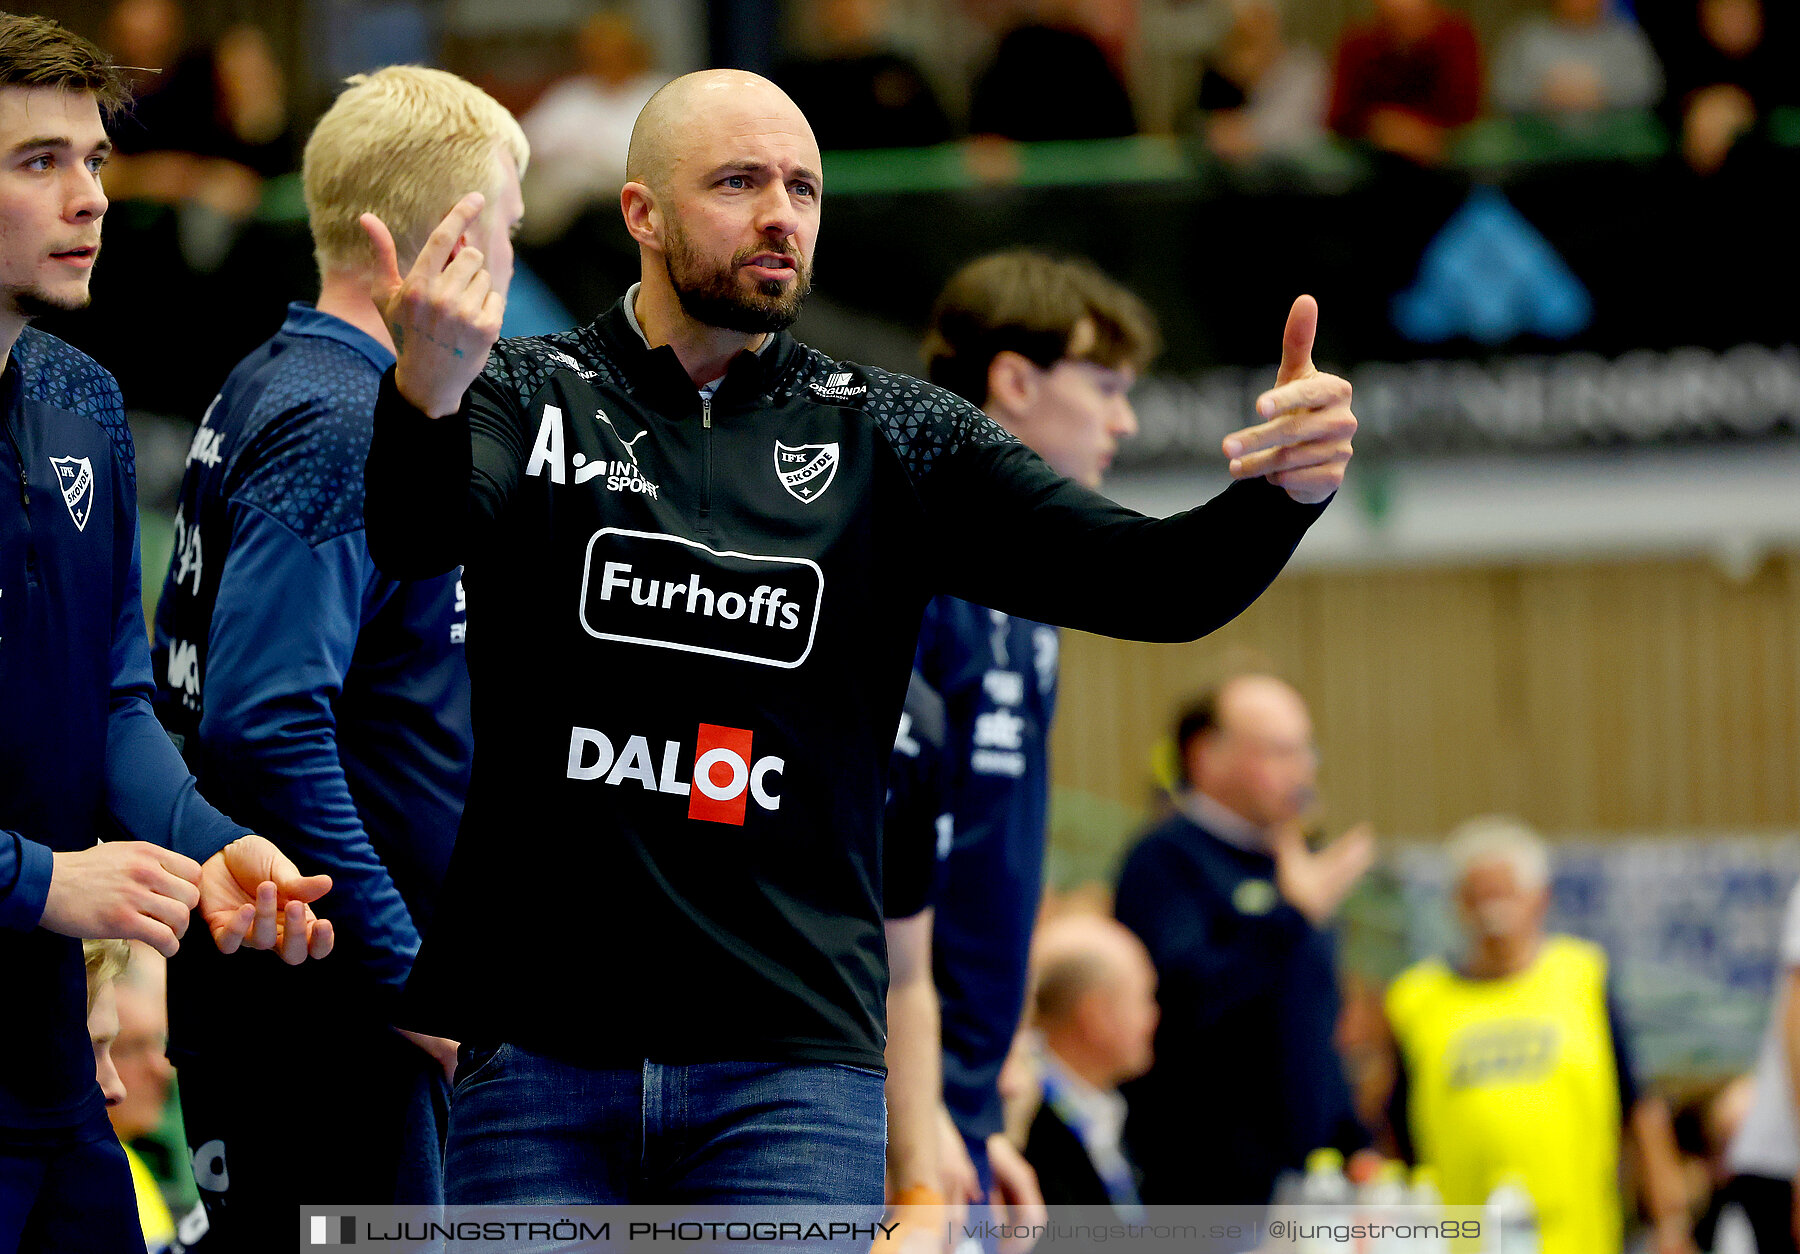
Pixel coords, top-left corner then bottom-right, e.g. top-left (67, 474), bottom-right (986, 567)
top-left (596, 287), bottom-right (799, 415)
top-left (279, 302), bottom-right (394, 373)
top-left (1177, 790), bottom-right (1271, 856)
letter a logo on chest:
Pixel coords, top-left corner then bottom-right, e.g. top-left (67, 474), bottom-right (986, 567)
top-left (774, 441), bottom-right (839, 504)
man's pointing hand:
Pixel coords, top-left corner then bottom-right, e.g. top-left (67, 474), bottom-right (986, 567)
top-left (364, 192), bottom-right (504, 419)
top-left (1222, 295), bottom-right (1356, 505)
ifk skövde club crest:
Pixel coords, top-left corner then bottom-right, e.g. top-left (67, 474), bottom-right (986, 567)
top-left (774, 441), bottom-right (839, 504)
top-left (50, 455), bottom-right (94, 532)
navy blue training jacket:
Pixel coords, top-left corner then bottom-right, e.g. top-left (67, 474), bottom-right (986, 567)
top-left (917, 596), bottom-right (1059, 1143)
top-left (152, 304), bottom-right (471, 1044)
top-left (0, 327), bottom-right (246, 1134)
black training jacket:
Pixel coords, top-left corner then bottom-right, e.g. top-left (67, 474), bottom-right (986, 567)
top-left (364, 297), bottom-right (1327, 1070)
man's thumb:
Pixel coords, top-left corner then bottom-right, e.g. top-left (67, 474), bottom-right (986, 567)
top-left (1275, 294), bottom-right (1319, 386)
top-left (360, 212), bottom-right (403, 302)
top-left (279, 872), bottom-right (333, 904)
top-left (1269, 818), bottom-right (1308, 853)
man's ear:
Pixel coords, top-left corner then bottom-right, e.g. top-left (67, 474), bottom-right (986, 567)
top-left (621, 181), bottom-right (661, 249)
top-left (1182, 731), bottom-right (1215, 794)
top-left (1072, 986), bottom-right (1112, 1043)
top-left (986, 350), bottom-right (1038, 416)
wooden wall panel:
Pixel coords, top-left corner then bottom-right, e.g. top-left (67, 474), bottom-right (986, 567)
top-left (1050, 554), bottom-right (1800, 869)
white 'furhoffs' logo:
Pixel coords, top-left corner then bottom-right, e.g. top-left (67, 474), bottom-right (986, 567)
top-left (49, 455), bottom-right (93, 531)
top-left (774, 441), bottom-right (839, 504)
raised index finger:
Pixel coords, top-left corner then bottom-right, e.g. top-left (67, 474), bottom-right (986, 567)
top-left (1254, 373), bottom-right (1349, 420)
top-left (412, 192), bottom-right (487, 280)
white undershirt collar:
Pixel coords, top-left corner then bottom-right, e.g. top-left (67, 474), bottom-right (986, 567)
top-left (1178, 790), bottom-right (1269, 854)
top-left (621, 281), bottom-right (769, 398)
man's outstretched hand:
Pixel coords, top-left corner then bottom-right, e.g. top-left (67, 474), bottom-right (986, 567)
top-left (363, 192), bottom-right (504, 419)
top-left (199, 835), bottom-right (334, 963)
top-left (1272, 820), bottom-right (1376, 926)
top-left (1222, 295), bottom-right (1356, 504)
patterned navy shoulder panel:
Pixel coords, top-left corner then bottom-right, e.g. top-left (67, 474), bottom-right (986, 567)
top-left (479, 324), bottom-right (626, 409)
top-left (230, 336), bottom-right (385, 548)
top-left (780, 347), bottom-right (1016, 487)
top-left (12, 326), bottom-right (133, 490)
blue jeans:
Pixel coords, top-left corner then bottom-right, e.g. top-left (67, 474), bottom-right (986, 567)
top-left (445, 1045), bottom-right (886, 1207)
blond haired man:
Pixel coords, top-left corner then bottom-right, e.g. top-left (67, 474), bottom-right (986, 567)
top-left (148, 66), bottom-right (524, 1245)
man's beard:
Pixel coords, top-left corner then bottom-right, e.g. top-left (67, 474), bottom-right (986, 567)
top-left (664, 223), bottom-right (811, 334)
top-left (6, 282), bottom-right (92, 320)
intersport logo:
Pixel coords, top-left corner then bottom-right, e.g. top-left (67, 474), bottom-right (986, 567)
top-left (565, 723), bottom-right (783, 825)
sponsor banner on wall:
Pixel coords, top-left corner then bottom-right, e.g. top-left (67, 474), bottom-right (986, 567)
top-left (1126, 345), bottom-right (1800, 468)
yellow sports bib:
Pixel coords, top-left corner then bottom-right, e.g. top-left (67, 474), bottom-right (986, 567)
top-left (1386, 937), bottom-right (1622, 1254)
top-left (124, 1141), bottom-right (177, 1251)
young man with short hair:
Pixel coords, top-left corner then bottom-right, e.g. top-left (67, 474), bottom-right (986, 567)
top-left (0, 19), bottom-right (330, 1249)
top-left (150, 65), bottom-right (526, 1245)
top-left (884, 250), bottom-right (1158, 1217)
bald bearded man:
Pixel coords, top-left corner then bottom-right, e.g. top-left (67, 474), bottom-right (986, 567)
top-left (359, 70), bottom-right (1356, 1208)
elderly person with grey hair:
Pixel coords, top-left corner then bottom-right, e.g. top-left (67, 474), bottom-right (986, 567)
top-left (1384, 818), bottom-right (1695, 1254)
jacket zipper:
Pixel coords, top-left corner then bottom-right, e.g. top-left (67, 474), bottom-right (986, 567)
top-left (700, 394), bottom-right (713, 521)
top-left (5, 409), bottom-right (26, 511)
top-left (4, 398), bottom-right (36, 581)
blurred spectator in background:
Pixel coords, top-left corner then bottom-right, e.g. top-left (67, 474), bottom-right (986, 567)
top-left (84, 938), bottom-right (177, 1253)
top-left (103, 0), bottom-right (295, 271)
top-left (106, 943), bottom-right (197, 1232)
top-left (1327, 0), bottom-right (1482, 165)
top-left (1384, 818), bottom-right (1694, 1254)
top-left (104, 0), bottom-right (180, 89)
top-left (1655, 0), bottom-right (1790, 175)
top-left (1716, 875), bottom-right (1800, 1254)
top-left (969, 0), bottom-right (1137, 141)
top-left (1114, 677), bottom-right (1375, 1203)
top-left (518, 8), bottom-right (662, 244)
top-left (773, 0), bottom-right (952, 151)
top-left (1194, 0), bottom-right (1328, 161)
top-left (1672, 1076), bottom-right (1755, 1252)
top-left (103, 0), bottom-right (185, 146)
top-left (1491, 0), bottom-right (1662, 116)
top-left (1022, 914), bottom-right (1157, 1213)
